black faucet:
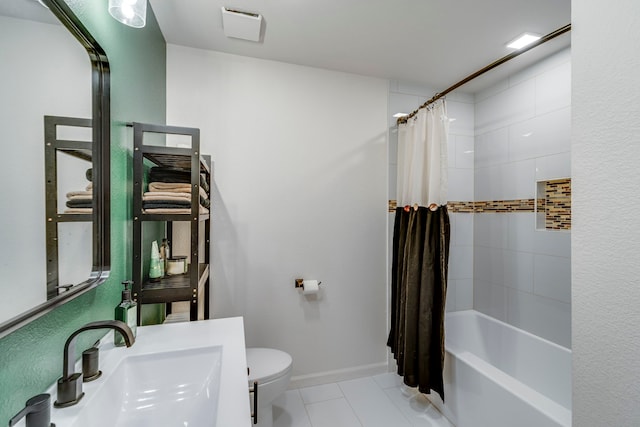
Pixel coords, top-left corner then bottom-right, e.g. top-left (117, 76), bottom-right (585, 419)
top-left (9, 394), bottom-right (54, 427)
top-left (54, 320), bottom-right (135, 408)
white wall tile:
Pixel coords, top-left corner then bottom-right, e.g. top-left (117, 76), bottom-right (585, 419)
top-left (474, 214), bottom-right (508, 249)
top-left (448, 100), bottom-right (475, 137)
top-left (503, 250), bottom-right (534, 293)
top-left (508, 48), bottom-right (571, 88)
top-left (475, 165), bottom-right (507, 201)
top-left (474, 247), bottom-right (504, 285)
top-left (504, 160), bottom-right (536, 200)
top-left (534, 254), bottom-right (571, 303)
top-left (452, 213), bottom-right (473, 246)
top-left (447, 91), bottom-right (475, 103)
top-left (506, 289), bottom-right (571, 348)
top-left (507, 213), bottom-right (535, 252)
top-left (454, 278), bottom-right (473, 310)
top-left (445, 282), bottom-right (457, 312)
top-left (447, 136), bottom-right (457, 169)
top-left (448, 168), bottom-right (474, 201)
top-left (533, 229), bottom-right (571, 257)
top-left (475, 79), bottom-right (509, 103)
top-left (535, 61), bottom-right (571, 115)
top-left (454, 135), bottom-right (475, 169)
top-left (534, 152), bottom-right (571, 182)
top-left (475, 128), bottom-right (509, 168)
top-left (508, 107), bottom-right (571, 161)
top-left (475, 80), bottom-right (535, 135)
top-left (475, 160), bottom-right (535, 201)
top-left (474, 281), bottom-right (508, 321)
top-left (449, 245), bottom-right (473, 280)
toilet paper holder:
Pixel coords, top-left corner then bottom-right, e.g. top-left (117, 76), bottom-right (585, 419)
top-left (294, 279), bottom-right (322, 289)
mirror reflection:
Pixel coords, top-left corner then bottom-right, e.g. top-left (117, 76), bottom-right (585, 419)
top-left (0, 0), bottom-right (93, 324)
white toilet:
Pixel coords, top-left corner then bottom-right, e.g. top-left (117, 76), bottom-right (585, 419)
top-left (246, 347), bottom-right (293, 427)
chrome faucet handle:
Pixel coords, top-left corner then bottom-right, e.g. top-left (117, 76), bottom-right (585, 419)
top-left (9, 393), bottom-right (54, 427)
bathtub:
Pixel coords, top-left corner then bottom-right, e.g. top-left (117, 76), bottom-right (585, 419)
top-left (427, 310), bottom-right (571, 427)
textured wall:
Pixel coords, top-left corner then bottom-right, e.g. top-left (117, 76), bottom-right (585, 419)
top-left (166, 46), bottom-right (389, 382)
top-left (572, 0), bottom-right (640, 424)
top-left (0, 3), bottom-right (166, 424)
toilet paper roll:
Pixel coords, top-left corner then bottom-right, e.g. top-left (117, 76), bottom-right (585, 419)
top-left (302, 280), bottom-right (320, 295)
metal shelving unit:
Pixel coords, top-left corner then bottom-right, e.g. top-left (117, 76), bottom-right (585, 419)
top-left (44, 115), bottom-right (93, 298)
top-left (132, 122), bottom-right (211, 325)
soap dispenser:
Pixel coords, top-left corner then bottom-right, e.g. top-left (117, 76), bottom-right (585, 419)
top-left (114, 280), bottom-right (137, 346)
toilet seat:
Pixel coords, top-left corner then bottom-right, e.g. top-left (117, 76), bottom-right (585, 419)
top-left (246, 347), bottom-right (293, 383)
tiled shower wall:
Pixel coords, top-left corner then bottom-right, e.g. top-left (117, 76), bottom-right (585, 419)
top-left (474, 48), bottom-right (571, 348)
top-left (388, 47), bottom-right (571, 348)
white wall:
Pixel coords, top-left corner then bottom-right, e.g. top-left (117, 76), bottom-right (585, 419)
top-left (473, 49), bottom-right (572, 347)
top-left (0, 16), bottom-right (91, 323)
top-left (166, 45), bottom-right (389, 382)
top-left (572, 0), bottom-right (640, 424)
top-left (388, 83), bottom-right (475, 313)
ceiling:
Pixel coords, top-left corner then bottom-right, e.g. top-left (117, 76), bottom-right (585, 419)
top-left (149, 0), bottom-right (571, 95)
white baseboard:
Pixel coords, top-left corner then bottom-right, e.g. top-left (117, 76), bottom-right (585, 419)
top-left (288, 362), bottom-right (389, 389)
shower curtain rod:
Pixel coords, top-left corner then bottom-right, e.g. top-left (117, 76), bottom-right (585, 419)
top-left (397, 23), bottom-right (572, 125)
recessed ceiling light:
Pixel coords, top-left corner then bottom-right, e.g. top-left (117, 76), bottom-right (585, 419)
top-left (393, 112), bottom-right (409, 118)
top-left (507, 33), bottom-right (541, 50)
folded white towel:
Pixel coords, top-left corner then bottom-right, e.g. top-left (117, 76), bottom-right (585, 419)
top-left (64, 208), bottom-right (93, 214)
top-left (66, 190), bottom-right (93, 199)
top-left (142, 191), bottom-right (191, 202)
top-left (148, 182), bottom-right (209, 200)
top-left (144, 206), bottom-right (209, 215)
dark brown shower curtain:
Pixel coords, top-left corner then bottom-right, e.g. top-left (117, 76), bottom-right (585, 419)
top-left (387, 205), bottom-right (450, 401)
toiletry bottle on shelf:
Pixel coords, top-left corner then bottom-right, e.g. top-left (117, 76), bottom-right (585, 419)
top-left (149, 240), bottom-right (163, 280)
top-left (114, 280), bottom-right (137, 346)
top-left (161, 238), bottom-right (170, 272)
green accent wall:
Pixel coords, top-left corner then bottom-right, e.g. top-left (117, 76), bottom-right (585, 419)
top-left (0, 2), bottom-right (166, 424)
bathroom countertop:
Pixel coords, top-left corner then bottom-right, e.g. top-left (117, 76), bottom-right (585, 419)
top-left (47, 316), bottom-right (252, 427)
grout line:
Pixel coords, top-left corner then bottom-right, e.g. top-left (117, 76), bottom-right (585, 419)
top-left (335, 381), bottom-right (366, 427)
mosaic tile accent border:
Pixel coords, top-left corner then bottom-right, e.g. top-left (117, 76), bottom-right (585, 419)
top-left (389, 200), bottom-right (535, 213)
top-left (543, 178), bottom-right (571, 230)
top-left (389, 178), bottom-right (572, 231)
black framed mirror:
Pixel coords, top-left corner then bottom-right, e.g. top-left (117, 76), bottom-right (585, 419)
top-left (0, 0), bottom-right (110, 338)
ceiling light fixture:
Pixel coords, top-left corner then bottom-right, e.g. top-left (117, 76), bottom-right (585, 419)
top-left (507, 32), bottom-right (541, 50)
top-left (109, 0), bottom-right (147, 28)
top-left (393, 113), bottom-right (409, 118)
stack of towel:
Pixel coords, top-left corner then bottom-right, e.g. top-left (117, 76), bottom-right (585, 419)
top-left (64, 182), bottom-right (93, 214)
top-left (143, 167), bottom-right (210, 214)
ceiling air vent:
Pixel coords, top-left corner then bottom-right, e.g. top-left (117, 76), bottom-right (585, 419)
top-left (221, 7), bottom-right (263, 42)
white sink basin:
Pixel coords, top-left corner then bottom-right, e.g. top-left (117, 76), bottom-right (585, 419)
top-left (48, 317), bottom-right (252, 427)
top-left (69, 346), bottom-right (222, 427)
